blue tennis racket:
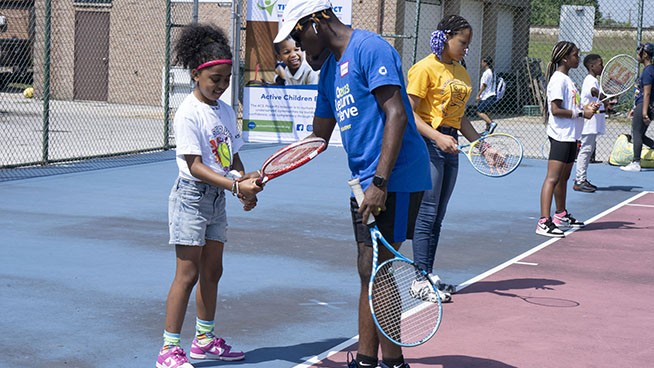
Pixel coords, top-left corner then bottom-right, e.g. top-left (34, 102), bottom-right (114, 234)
top-left (348, 178), bottom-right (442, 347)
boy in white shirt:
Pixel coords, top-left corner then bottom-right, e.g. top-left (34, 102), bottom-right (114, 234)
top-left (574, 54), bottom-right (606, 193)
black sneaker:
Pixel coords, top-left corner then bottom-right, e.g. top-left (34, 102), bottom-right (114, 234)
top-left (536, 217), bottom-right (565, 237)
top-left (380, 362), bottom-right (410, 368)
top-left (347, 352), bottom-right (376, 368)
top-left (573, 180), bottom-right (596, 193)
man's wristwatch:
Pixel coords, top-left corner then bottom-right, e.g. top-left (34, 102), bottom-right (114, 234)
top-left (578, 111), bottom-right (583, 118)
top-left (372, 175), bottom-right (387, 189)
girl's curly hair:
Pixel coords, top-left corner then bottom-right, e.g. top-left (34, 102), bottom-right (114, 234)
top-left (174, 23), bottom-right (232, 70)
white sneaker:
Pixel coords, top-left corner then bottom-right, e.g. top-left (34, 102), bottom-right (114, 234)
top-left (410, 279), bottom-right (451, 303)
top-left (620, 161), bottom-right (641, 172)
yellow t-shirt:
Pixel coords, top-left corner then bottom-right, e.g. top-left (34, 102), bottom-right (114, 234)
top-left (406, 54), bottom-right (472, 129)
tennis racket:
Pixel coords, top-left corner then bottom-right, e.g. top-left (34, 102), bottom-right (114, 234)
top-left (348, 178), bottom-right (442, 347)
top-left (255, 137), bottom-right (326, 185)
top-left (598, 54), bottom-right (638, 102)
top-left (458, 133), bottom-right (523, 177)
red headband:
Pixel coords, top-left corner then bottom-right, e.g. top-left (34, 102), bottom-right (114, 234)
top-left (196, 59), bottom-right (233, 71)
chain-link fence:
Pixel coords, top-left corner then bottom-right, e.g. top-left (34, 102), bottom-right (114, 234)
top-left (1, 0), bottom-right (652, 180)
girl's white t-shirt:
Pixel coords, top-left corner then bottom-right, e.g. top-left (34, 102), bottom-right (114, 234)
top-left (580, 74), bottom-right (606, 135)
top-left (547, 71), bottom-right (584, 142)
top-left (173, 93), bottom-right (243, 181)
top-left (479, 68), bottom-right (496, 100)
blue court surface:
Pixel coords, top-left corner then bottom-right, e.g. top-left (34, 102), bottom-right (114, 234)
top-left (1, 143), bottom-right (653, 368)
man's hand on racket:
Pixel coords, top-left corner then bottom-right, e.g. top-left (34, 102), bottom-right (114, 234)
top-left (360, 184), bottom-right (387, 223)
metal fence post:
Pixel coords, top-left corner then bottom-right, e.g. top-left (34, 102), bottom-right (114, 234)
top-left (41, 0), bottom-right (51, 165)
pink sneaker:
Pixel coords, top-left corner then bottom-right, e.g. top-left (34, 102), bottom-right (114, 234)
top-left (190, 337), bottom-right (245, 361)
top-left (156, 346), bottom-right (195, 368)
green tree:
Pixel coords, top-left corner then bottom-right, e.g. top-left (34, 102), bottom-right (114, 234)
top-left (531, 0), bottom-right (601, 26)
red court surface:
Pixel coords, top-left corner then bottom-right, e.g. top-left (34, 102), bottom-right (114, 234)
top-left (302, 192), bottom-right (654, 368)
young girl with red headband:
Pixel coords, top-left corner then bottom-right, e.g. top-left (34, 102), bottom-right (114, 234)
top-left (156, 23), bottom-right (262, 368)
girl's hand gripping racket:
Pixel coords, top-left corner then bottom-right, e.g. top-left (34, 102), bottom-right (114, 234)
top-left (458, 133), bottom-right (523, 177)
top-left (598, 54), bottom-right (638, 103)
top-left (255, 137), bottom-right (326, 185)
top-left (348, 178), bottom-right (442, 347)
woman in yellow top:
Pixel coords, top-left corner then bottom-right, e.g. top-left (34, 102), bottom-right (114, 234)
top-left (407, 15), bottom-right (487, 303)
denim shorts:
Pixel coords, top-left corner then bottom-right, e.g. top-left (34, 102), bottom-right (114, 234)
top-left (168, 177), bottom-right (227, 246)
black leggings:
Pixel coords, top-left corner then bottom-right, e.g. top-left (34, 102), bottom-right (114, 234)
top-left (632, 102), bottom-right (654, 161)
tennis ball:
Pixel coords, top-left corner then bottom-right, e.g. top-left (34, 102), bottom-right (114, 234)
top-left (23, 87), bottom-right (34, 99)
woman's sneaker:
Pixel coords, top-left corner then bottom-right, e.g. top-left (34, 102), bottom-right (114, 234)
top-left (410, 279), bottom-right (451, 303)
top-left (156, 346), bottom-right (195, 368)
top-left (553, 210), bottom-right (585, 229)
top-left (535, 217), bottom-right (565, 238)
top-left (189, 337), bottom-right (245, 361)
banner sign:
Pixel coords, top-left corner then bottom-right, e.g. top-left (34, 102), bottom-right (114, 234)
top-left (243, 0), bottom-right (352, 144)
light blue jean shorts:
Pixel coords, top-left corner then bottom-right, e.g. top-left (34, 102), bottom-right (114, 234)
top-left (168, 177), bottom-right (228, 246)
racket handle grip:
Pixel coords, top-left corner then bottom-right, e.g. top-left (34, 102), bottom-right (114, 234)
top-left (347, 178), bottom-right (375, 225)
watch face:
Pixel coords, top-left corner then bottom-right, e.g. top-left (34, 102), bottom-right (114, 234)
top-left (373, 176), bottom-right (386, 187)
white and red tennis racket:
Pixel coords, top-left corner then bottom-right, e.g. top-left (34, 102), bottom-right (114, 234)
top-left (255, 137), bottom-right (326, 186)
top-left (598, 54), bottom-right (639, 102)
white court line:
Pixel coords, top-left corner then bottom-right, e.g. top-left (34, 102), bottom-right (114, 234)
top-left (292, 336), bottom-right (359, 368)
top-left (514, 261), bottom-right (539, 266)
top-left (626, 203), bottom-right (654, 208)
top-left (293, 191), bottom-right (651, 368)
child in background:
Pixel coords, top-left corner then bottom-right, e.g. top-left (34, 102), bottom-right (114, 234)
top-left (273, 36), bottom-right (320, 85)
top-left (475, 56), bottom-right (498, 134)
top-left (156, 23), bottom-right (263, 368)
top-left (536, 41), bottom-right (599, 238)
top-left (574, 54), bottom-right (605, 192)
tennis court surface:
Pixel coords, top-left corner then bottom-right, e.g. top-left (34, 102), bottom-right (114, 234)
top-left (2, 143), bottom-right (653, 368)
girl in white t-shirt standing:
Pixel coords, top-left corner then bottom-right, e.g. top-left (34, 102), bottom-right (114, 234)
top-left (536, 41), bottom-right (599, 238)
top-left (156, 24), bottom-right (262, 368)
top-left (574, 54), bottom-right (606, 193)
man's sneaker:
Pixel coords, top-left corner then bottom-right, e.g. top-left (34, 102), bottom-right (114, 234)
top-left (189, 337), bottom-right (245, 361)
top-left (553, 210), bottom-right (585, 229)
top-left (346, 352), bottom-right (376, 368)
top-left (621, 161), bottom-right (641, 172)
top-left (573, 180), bottom-right (596, 193)
top-left (380, 362), bottom-right (411, 368)
top-left (156, 346), bottom-right (195, 368)
top-left (535, 217), bottom-right (565, 238)
top-left (410, 279), bottom-right (451, 303)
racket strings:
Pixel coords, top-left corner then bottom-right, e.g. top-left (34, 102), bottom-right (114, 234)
top-left (371, 260), bottom-right (441, 345)
top-left (470, 136), bottom-right (522, 176)
top-left (263, 142), bottom-right (324, 174)
top-left (601, 56), bottom-right (638, 96)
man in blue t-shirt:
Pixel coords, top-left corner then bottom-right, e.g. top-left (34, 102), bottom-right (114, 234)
top-left (274, 1), bottom-right (430, 367)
